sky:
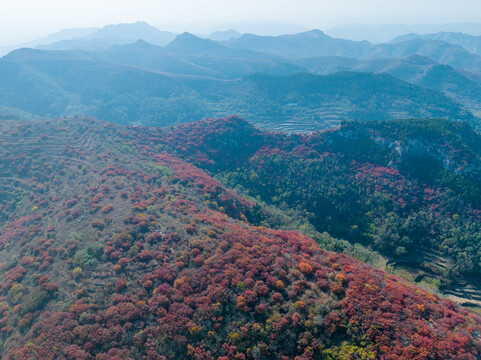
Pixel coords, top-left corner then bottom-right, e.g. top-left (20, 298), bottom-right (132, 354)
top-left (2, 0), bottom-right (481, 45)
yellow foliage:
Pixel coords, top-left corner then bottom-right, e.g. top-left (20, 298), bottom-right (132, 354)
top-left (323, 342), bottom-right (375, 360)
top-left (72, 267), bottom-right (83, 277)
top-left (187, 344), bottom-right (195, 356)
top-left (228, 332), bottom-right (240, 342)
top-left (275, 280), bottom-right (285, 290)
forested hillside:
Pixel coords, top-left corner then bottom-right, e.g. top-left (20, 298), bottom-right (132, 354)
top-left (0, 118), bottom-right (481, 360)
top-left (161, 117), bottom-right (481, 296)
top-left (2, 117), bottom-right (481, 359)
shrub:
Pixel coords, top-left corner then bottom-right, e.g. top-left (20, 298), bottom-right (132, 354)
top-left (72, 267), bottom-right (83, 278)
top-left (116, 279), bottom-right (126, 292)
top-left (91, 219), bottom-right (105, 230)
top-left (100, 204), bottom-right (114, 214)
top-left (19, 287), bottom-right (49, 316)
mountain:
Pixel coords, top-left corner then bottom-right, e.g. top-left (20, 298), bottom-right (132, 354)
top-left (36, 39), bottom-right (122, 51)
top-left (213, 72), bottom-right (476, 132)
top-left (33, 27), bottom-right (100, 43)
top-left (108, 34), bottom-right (304, 79)
top-left (297, 54), bottom-right (439, 76)
top-left (208, 29), bottom-right (242, 41)
top-left (165, 32), bottom-right (299, 61)
top-left (161, 32), bottom-right (301, 79)
top-left (0, 27), bottom-right (100, 56)
top-left (36, 22), bottom-right (177, 51)
top-left (0, 49), bottom-right (187, 123)
top-left (0, 48), bottom-right (475, 130)
top-left (3, 31), bottom-right (481, 131)
top-left (371, 39), bottom-right (481, 73)
top-left (166, 32), bottom-right (247, 56)
top-left (326, 22), bottom-right (481, 43)
top-left (107, 40), bottom-right (223, 77)
top-left (157, 116), bottom-right (481, 298)
top-left (297, 55), bottom-right (481, 113)
top-left (85, 21), bottom-right (174, 43)
top-left (2, 116), bottom-right (481, 359)
top-left (392, 32), bottom-right (481, 55)
top-left (226, 29), bottom-right (371, 58)
top-left (197, 21), bottom-right (307, 36)
top-left (225, 30), bottom-right (481, 76)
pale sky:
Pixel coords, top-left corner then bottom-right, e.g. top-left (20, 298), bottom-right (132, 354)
top-left (2, 0), bottom-right (481, 45)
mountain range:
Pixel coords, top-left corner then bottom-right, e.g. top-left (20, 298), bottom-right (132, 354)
top-left (326, 22), bottom-right (481, 43)
top-left (0, 47), bottom-right (474, 131)
top-left (392, 31), bottom-right (481, 55)
top-left (3, 24), bottom-right (481, 131)
top-left (36, 22), bottom-right (177, 51)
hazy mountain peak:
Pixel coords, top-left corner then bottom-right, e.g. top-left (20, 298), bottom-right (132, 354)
top-left (76, 21), bottom-right (177, 47)
top-left (390, 31), bottom-right (481, 55)
top-left (402, 54), bottom-right (438, 65)
top-left (90, 21), bottom-right (160, 38)
top-left (208, 29), bottom-right (242, 41)
top-left (297, 29), bottom-right (327, 38)
top-left (166, 32), bottom-right (227, 52)
top-left (175, 31), bottom-right (201, 39)
top-left (29, 22), bottom-right (178, 51)
top-left (389, 32), bottom-right (419, 43)
top-left (109, 39), bottom-right (162, 51)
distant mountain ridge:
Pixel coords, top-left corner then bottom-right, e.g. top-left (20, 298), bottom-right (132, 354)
top-left (0, 47), bottom-right (475, 131)
top-left (296, 55), bottom-right (481, 112)
top-left (392, 31), bottom-right (481, 55)
top-left (326, 22), bottom-right (481, 43)
top-left (225, 29), bottom-right (371, 58)
top-left (36, 22), bottom-right (177, 51)
top-left (208, 29), bottom-right (242, 41)
top-left (3, 25), bottom-right (481, 131)
top-left (225, 30), bottom-right (481, 74)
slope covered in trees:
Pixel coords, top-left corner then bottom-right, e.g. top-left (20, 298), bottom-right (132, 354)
top-left (2, 117), bottom-right (481, 359)
top-left (161, 117), bottom-right (481, 294)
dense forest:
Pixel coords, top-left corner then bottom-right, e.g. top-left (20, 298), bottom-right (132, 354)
top-left (2, 117), bottom-right (481, 359)
top-left (160, 117), bottom-right (481, 290)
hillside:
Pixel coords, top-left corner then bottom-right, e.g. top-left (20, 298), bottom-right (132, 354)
top-left (225, 31), bottom-right (481, 75)
top-left (229, 72), bottom-right (475, 131)
top-left (297, 55), bottom-right (481, 113)
top-left (163, 117), bottom-right (481, 297)
top-left (36, 22), bottom-right (177, 51)
top-left (0, 49), bottom-right (476, 131)
top-left (225, 30), bottom-right (371, 58)
top-left (2, 117), bottom-right (481, 359)
top-left (392, 32), bottom-right (481, 55)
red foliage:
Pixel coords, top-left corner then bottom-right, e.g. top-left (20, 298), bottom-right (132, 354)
top-left (3, 118), bottom-right (481, 360)
top-left (91, 219), bottom-right (105, 230)
top-left (116, 279), bottom-right (127, 293)
top-left (100, 204), bottom-right (114, 214)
